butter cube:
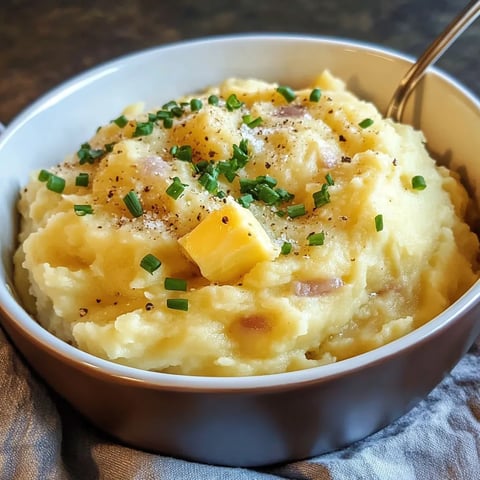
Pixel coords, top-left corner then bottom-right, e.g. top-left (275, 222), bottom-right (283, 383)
top-left (178, 202), bottom-right (278, 283)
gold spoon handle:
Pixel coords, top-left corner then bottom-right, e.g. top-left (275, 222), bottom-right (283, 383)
top-left (386, 0), bottom-right (480, 122)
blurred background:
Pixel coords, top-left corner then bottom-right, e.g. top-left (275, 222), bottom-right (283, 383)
top-left (0, 0), bottom-right (479, 124)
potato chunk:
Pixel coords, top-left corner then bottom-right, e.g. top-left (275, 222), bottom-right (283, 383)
top-left (178, 202), bottom-right (279, 283)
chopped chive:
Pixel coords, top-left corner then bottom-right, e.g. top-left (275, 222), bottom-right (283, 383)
top-left (123, 191), bottom-right (143, 217)
top-left (239, 178), bottom-right (258, 194)
top-left (308, 231), bottom-right (325, 246)
top-left (194, 160), bottom-right (209, 173)
top-left (217, 160), bottom-right (238, 182)
top-left (38, 169), bottom-right (52, 182)
top-left (256, 183), bottom-right (281, 205)
top-left (232, 142), bottom-right (249, 165)
top-left (199, 172), bottom-right (218, 193)
top-left (46, 175), bottom-right (66, 193)
top-left (156, 110), bottom-right (173, 120)
top-left (313, 184), bottom-right (330, 208)
top-left (242, 114), bottom-right (263, 128)
top-left (287, 203), bottom-right (306, 218)
top-left (133, 121), bottom-right (154, 137)
top-left (309, 88), bottom-right (322, 102)
top-left (166, 177), bottom-right (187, 200)
top-left (74, 204), bottom-right (93, 216)
top-left (375, 214), bottom-right (384, 232)
top-left (226, 93), bottom-right (244, 111)
top-left (216, 190), bottom-right (226, 199)
top-left (256, 175), bottom-right (277, 188)
top-left (238, 193), bottom-right (254, 208)
top-left (140, 253), bottom-right (162, 274)
top-left (163, 117), bottom-right (173, 129)
top-left (113, 115), bottom-right (128, 128)
top-left (171, 145), bottom-right (192, 162)
top-left (162, 100), bottom-right (178, 110)
top-left (164, 277), bottom-right (187, 291)
top-left (412, 175), bottom-right (427, 190)
top-left (208, 94), bottom-right (219, 106)
top-left (104, 142), bottom-right (116, 153)
top-left (239, 139), bottom-right (249, 155)
top-left (281, 241), bottom-right (292, 255)
top-left (190, 98), bottom-right (203, 111)
top-left (77, 142), bottom-right (105, 165)
top-left (167, 298), bottom-right (189, 311)
top-left (358, 118), bottom-right (374, 129)
top-left (276, 86), bottom-right (296, 103)
top-left (275, 188), bottom-right (295, 203)
top-left (325, 172), bottom-right (334, 186)
top-left (75, 173), bottom-right (89, 187)
top-left (171, 106), bottom-right (184, 118)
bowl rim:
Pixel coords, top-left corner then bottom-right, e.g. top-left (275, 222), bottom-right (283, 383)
top-left (1, 33), bottom-right (479, 393)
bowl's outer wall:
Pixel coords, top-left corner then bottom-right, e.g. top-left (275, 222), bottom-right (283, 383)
top-left (4, 296), bottom-right (480, 466)
top-left (1, 36), bottom-right (480, 466)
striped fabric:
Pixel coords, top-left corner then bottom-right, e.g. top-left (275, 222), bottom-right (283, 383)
top-left (0, 328), bottom-right (478, 480)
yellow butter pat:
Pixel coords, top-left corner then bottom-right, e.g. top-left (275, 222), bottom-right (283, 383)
top-left (178, 202), bottom-right (279, 283)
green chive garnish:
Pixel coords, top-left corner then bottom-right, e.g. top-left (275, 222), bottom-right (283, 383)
top-left (276, 86), bottom-right (296, 103)
top-left (105, 142), bottom-right (116, 153)
top-left (281, 242), bottom-right (292, 255)
top-left (308, 231), bottom-right (325, 246)
top-left (232, 142), bottom-right (249, 165)
top-left (140, 253), bottom-right (162, 274)
top-left (162, 100), bottom-right (178, 110)
top-left (226, 94), bottom-right (244, 111)
top-left (287, 203), bottom-right (306, 218)
top-left (38, 169), bottom-right (52, 182)
top-left (358, 118), bottom-right (374, 129)
top-left (242, 115), bottom-right (263, 128)
top-left (412, 175), bottom-right (427, 190)
top-left (208, 95), bottom-right (219, 106)
top-left (113, 115), bottom-right (128, 128)
top-left (238, 194), bottom-right (254, 208)
top-left (166, 177), bottom-right (187, 200)
top-left (133, 121), bottom-right (154, 137)
top-left (75, 173), bottom-right (89, 187)
top-left (123, 191), bottom-right (143, 217)
top-left (74, 204), bottom-right (93, 216)
top-left (199, 172), bottom-right (218, 193)
top-left (375, 214), bottom-right (384, 232)
top-left (313, 184), bottom-right (330, 208)
top-left (163, 117), bottom-right (173, 129)
top-left (309, 88), bottom-right (322, 102)
top-left (164, 277), bottom-right (187, 291)
top-left (170, 145), bottom-right (192, 162)
top-left (167, 298), bottom-right (189, 311)
top-left (256, 183), bottom-right (281, 205)
top-left (239, 178), bottom-right (258, 194)
top-left (46, 175), bottom-right (66, 193)
top-left (190, 98), bottom-right (203, 111)
top-left (170, 106), bottom-right (184, 118)
top-left (155, 110), bottom-right (173, 120)
top-left (77, 143), bottom-right (105, 165)
top-left (275, 188), bottom-right (295, 203)
top-left (325, 173), bottom-right (334, 186)
top-left (256, 175), bottom-right (277, 188)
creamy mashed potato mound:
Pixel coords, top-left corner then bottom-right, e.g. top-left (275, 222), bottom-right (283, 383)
top-left (14, 71), bottom-right (479, 376)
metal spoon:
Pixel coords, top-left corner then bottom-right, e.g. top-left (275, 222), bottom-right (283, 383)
top-left (386, 0), bottom-right (480, 122)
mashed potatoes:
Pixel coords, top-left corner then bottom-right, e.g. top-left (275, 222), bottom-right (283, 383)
top-left (14, 71), bottom-right (479, 376)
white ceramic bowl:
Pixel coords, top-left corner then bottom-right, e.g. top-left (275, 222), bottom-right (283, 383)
top-left (0, 35), bottom-right (479, 467)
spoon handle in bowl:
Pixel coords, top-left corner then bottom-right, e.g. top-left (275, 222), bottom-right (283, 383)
top-left (386, 0), bottom-right (480, 122)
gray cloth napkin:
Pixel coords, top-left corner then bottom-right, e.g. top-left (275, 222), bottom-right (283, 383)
top-left (0, 325), bottom-right (478, 480)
